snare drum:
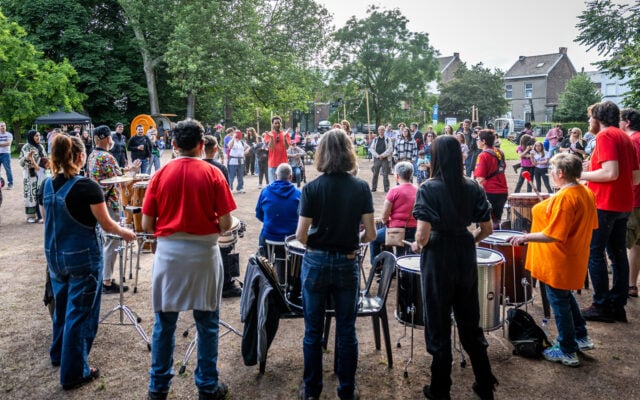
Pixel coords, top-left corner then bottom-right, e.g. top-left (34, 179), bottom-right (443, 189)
top-left (284, 235), bottom-right (305, 312)
top-left (218, 216), bottom-right (240, 249)
top-left (508, 192), bottom-right (550, 233)
top-left (396, 255), bottom-right (424, 327)
top-left (479, 230), bottom-right (531, 305)
top-left (476, 247), bottom-right (504, 331)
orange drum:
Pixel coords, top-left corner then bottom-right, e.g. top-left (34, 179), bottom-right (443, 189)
top-left (120, 181), bottom-right (135, 224)
top-left (131, 181), bottom-right (149, 210)
top-left (508, 192), bottom-right (550, 233)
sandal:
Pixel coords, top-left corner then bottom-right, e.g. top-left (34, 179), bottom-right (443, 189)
top-left (629, 286), bottom-right (638, 298)
top-left (62, 367), bottom-right (100, 390)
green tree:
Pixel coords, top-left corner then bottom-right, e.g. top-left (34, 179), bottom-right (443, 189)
top-left (576, 0), bottom-right (640, 108)
top-left (437, 63), bottom-right (509, 123)
top-left (0, 0), bottom-right (149, 124)
top-left (328, 6), bottom-right (439, 127)
top-left (164, 0), bottom-right (331, 122)
top-left (0, 11), bottom-right (85, 137)
top-left (554, 73), bottom-right (601, 122)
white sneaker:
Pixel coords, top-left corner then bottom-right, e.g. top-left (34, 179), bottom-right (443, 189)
top-left (576, 336), bottom-right (594, 351)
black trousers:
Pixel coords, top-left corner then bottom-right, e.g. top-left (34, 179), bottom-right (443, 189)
top-left (420, 232), bottom-right (496, 397)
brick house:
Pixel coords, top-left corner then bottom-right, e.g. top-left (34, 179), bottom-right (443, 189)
top-left (504, 47), bottom-right (576, 122)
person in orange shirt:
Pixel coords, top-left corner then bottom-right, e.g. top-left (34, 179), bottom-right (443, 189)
top-left (264, 116), bottom-right (290, 183)
top-left (509, 153), bottom-right (598, 367)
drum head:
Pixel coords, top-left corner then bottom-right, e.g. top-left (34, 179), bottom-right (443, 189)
top-left (285, 235), bottom-right (306, 255)
top-left (476, 247), bottom-right (505, 267)
top-left (483, 230), bottom-right (523, 245)
top-left (228, 216), bottom-right (240, 232)
top-left (135, 173), bottom-right (151, 180)
top-left (396, 255), bottom-right (421, 273)
top-left (133, 181), bottom-right (149, 189)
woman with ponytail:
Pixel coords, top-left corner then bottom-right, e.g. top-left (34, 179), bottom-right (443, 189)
top-left (43, 134), bottom-right (135, 390)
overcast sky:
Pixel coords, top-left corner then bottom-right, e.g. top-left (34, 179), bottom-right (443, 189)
top-left (316, 0), bottom-right (609, 73)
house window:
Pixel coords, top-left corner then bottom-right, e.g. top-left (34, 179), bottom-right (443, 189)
top-left (505, 84), bottom-right (513, 99)
top-left (605, 83), bottom-right (616, 97)
top-left (525, 83), bottom-right (533, 98)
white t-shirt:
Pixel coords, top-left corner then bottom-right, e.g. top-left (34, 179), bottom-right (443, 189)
top-left (0, 132), bottom-right (13, 154)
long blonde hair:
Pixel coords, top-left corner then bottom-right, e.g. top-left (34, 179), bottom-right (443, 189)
top-left (51, 135), bottom-right (85, 178)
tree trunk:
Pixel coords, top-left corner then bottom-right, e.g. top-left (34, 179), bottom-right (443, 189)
top-left (186, 92), bottom-right (196, 119)
top-left (131, 25), bottom-right (160, 115)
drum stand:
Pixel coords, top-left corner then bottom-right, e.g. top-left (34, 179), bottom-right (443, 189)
top-left (133, 233), bottom-right (156, 293)
top-left (100, 234), bottom-right (151, 349)
top-left (178, 320), bottom-right (241, 374)
top-left (395, 304), bottom-right (419, 378)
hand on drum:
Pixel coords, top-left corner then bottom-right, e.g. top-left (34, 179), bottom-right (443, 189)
top-left (507, 235), bottom-right (526, 246)
top-left (118, 227), bottom-right (137, 242)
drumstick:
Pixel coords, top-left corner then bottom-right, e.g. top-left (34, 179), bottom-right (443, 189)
top-left (521, 171), bottom-right (543, 202)
top-left (402, 240), bottom-right (413, 247)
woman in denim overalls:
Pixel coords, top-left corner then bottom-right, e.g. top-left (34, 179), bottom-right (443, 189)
top-left (44, 134), bottom-right (135, 390)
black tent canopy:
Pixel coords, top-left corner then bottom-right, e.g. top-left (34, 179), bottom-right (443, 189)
top-left (34, 110), bottom-right (91, 125)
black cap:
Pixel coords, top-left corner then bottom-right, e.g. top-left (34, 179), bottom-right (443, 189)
top-left (94, 125), bottom-right (112, 140)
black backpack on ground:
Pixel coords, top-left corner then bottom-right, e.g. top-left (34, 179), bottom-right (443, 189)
top-left (507, 308), bottom-right (551, 358)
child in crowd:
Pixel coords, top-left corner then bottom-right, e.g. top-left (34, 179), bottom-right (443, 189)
top-left (416, 149), bottom-right (430, 185)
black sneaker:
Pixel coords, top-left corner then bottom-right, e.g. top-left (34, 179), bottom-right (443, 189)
top-left (199, 382), bottom-right (228, 400)
top-left (581, 303), bottom-right (614, 323)
top-left (222, 285), bottom-right (242, 298)
top-left (147, 391), bottom-right (168, 400)
top-left (472, 382), bottom-right (495, 400)
top-left (611, 306), bottom-right (628, 323)
top-left (103, 282), bottom-right (129, 294)
top-left (422, 385), bottom-right (451, 400)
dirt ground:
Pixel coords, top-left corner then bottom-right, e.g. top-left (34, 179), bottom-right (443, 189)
top-left (1, 152), bottom-right (639, 400)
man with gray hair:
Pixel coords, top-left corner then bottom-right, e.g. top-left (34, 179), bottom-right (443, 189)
top-left (255, 163), bottom-right (301, 254)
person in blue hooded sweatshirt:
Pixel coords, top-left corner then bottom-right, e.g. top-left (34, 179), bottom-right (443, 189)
top-left (255, 163), bottom-right (301, 251)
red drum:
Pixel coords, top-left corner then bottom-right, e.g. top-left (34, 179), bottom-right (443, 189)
top-left (508, 192), bottom-right (550, 233)
top-left (476, 248), bottom-right (504, 331)
top-left (479, 230), bottom-right (531, 305)
top-left (284, 235), bottom-right (305, 312)
top-left (396, 255), bottom-right (424, 328)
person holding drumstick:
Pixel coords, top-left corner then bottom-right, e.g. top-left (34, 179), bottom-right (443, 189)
top-left (295, 128), bottom-right (376, 400)
top-left (87, 125), bottom-right (140, 294)
top-left (142, 119), bottom-right (236, 400)
top-left (44, 134), bottom-right (135, 390)
top-left (411, 135), bottom-right (498, 400)
top-left (509, 153), bottom-right (598, 367)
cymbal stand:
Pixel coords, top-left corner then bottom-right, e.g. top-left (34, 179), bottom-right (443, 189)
top-left (100, 234), bottom-right (151, 349)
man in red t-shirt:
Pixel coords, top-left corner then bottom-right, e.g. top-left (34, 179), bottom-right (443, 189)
top-left (142, 119), bottom-right (236, 400)
top-left (474, 129), bottom-right (508, 229)
top-left (620, 108), bottom-right (640, 298)
top-left (581, 101), bottom-right (640, 323)
top-left (264, 116), bottom-right (290, 183)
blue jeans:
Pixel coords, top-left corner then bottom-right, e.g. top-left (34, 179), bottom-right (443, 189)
top-left (292, 166), bottom-right (302, 187)
top-left (138, 158), bottom-right (150, 175)
top-left (588, 209), bottom-right (630, 309)
top-left (369, 226), bottom-right (416, 265)
top-left (268, 167), bottom-right (276, 184)
top-left (150, 154), bottom-right (161, 173)
top-left (149, 310), bottom-right (221, 394)
top-left (545, 285), bottom-right (588, 354)
top-left (228, 164), bottom-right (245, 191)
top-left (302, 250), bottom-right (359, 399)
top-left (0, 153), bottom-right (13, 185)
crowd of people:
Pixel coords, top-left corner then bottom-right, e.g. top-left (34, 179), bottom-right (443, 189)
top-left (2, 99), bottom-right (640, 399)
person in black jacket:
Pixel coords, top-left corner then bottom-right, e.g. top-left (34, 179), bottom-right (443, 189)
top-left (127, 124), bottom-right (152, 174)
